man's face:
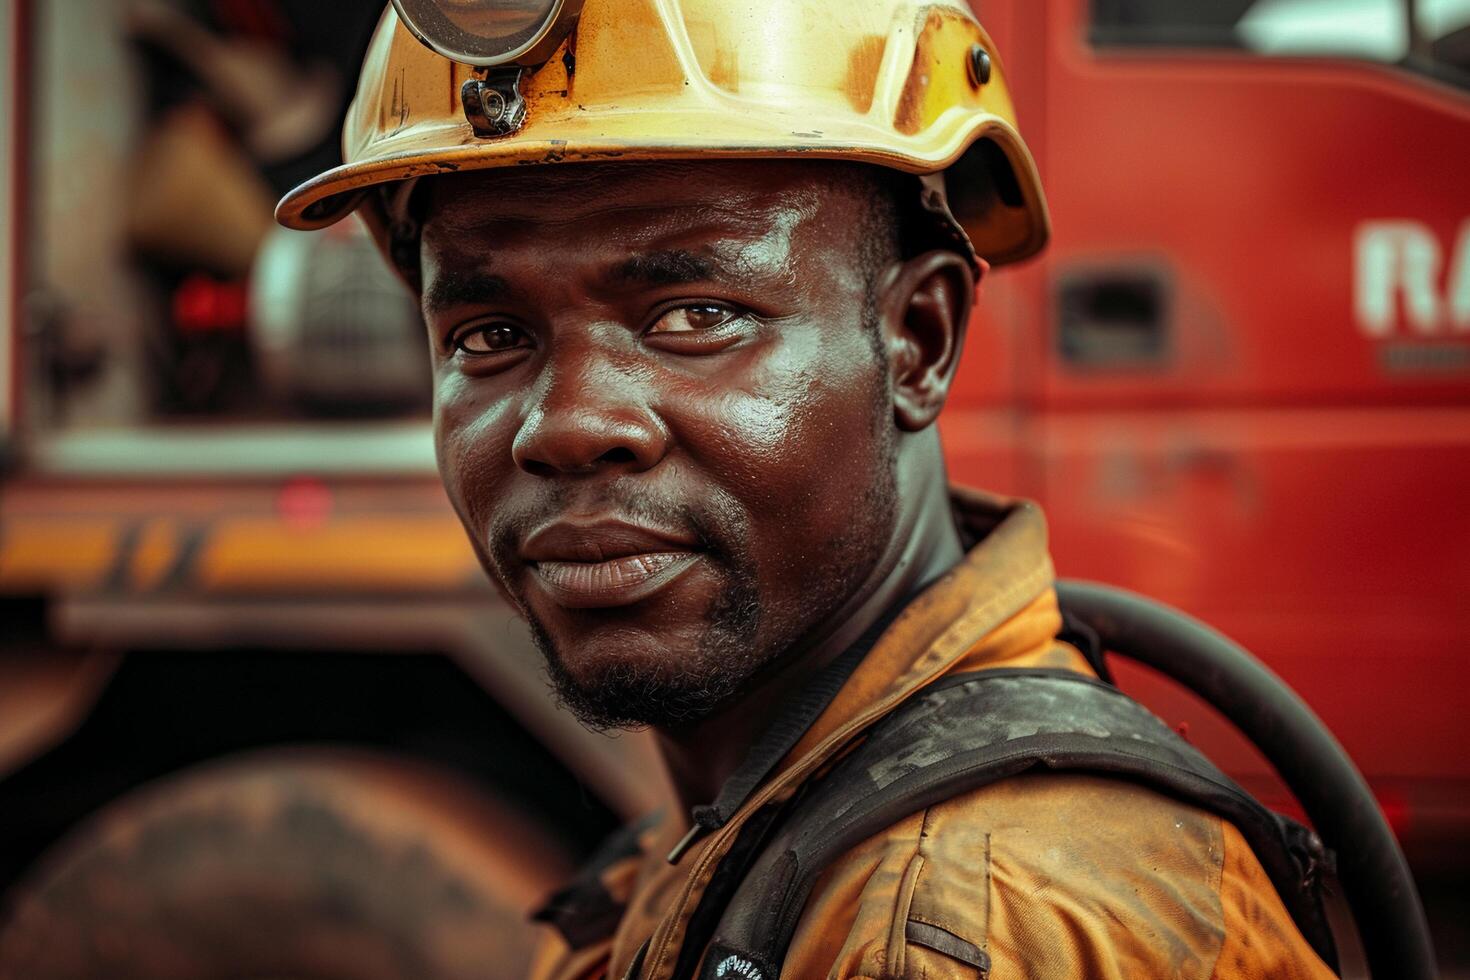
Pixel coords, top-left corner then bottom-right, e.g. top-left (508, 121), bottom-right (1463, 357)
top-left (418, 161), bottom-right (900, 729)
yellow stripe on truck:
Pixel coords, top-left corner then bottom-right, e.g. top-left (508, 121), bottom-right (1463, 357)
top-left (0, 515), bottom-right (480, 595)
top-left (0, 520), bottom-right (119, 590)
top-left (195, 516), bottom-right (478, 592)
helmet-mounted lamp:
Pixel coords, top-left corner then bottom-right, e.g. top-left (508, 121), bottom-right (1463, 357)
top-left (388, 0), bottom-right (585, 136)
top-left (389, 0), bottom-right (583, 68)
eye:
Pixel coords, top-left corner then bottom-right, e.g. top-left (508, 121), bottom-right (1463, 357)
top-left (453, 322), bottom-right (531, 355)
top-left (648, 304), bottom-right (740, 334)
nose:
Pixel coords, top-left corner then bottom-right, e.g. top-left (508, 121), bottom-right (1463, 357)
top-left (511, 336), bottom-right (670, 477)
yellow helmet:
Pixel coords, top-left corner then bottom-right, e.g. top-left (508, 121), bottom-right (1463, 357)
top-left (276, 0), bottom-right (1049, 267)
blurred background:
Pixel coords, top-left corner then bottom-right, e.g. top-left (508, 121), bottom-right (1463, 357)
top-left (0, 0), bottom-right (1466, 977)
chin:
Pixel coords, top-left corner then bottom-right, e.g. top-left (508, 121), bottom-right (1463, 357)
top-left (530, 624), bottom-right (763, 732)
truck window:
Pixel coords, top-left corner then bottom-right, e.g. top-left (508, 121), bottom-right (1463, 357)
top-left (1091, 0), bottom-right (1470, 90)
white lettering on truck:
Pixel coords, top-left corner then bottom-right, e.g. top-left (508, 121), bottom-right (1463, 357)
top-left (1355, 219), bottom-right (1470, 336)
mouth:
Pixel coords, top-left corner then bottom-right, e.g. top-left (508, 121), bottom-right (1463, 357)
top-left (531, 552), bottom-right (702, 608)
top-left (520, 517), bottom-right (705, 609)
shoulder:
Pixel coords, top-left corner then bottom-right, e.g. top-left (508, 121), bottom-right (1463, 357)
top-left (784, 774), bottom-right (1336, 980)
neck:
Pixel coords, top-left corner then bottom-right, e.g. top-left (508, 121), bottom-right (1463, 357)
top-left (656, 431), bottom-right (963, 812)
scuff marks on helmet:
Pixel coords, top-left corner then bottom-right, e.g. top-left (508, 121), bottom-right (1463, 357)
top-left (843, 34), bottom-right (888, 114)
top-left (894, 7), bottom-right (980, 136)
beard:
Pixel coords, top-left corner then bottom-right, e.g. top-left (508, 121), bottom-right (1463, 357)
top-left (527, 557), bottom-right (764, 731)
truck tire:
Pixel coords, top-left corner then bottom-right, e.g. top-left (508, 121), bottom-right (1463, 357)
top-left (0, 747), bottom-right (574, 980)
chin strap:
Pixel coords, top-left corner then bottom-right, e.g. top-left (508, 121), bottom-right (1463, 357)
top-left (356, 177), bottom-right (425, 290)
top-left (917, 171), bottom-right (988, 283)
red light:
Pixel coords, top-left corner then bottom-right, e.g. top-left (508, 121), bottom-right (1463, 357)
top-left (277, 477), bottom-right (334, 531)
top-left (172, 274), bottom-right (248, 334)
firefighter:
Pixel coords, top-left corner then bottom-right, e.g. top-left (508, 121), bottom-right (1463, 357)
top-left (277, 1), bottom-right (1339, 976)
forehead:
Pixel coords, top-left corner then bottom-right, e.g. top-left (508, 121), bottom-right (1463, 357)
top-left (418, 160), bottom-right (868, 260)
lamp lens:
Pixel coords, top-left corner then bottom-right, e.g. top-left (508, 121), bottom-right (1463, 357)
top-left (392, 0), bottom-right (561, 65)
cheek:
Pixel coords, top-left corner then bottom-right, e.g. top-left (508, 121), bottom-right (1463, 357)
top-left (432, 371), bottom-right (518, 524)
top-left (677, 330), bottom-right (888, 532)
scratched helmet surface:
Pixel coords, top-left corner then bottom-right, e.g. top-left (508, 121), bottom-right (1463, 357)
top-left (275, 0), bottom-right (1050, 266)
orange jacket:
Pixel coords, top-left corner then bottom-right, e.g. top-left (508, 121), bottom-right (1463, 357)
top-left (532, 489), bottom-right (1337, 979)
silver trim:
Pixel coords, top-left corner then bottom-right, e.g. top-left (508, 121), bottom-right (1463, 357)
top-left (33, 422), bottom-right (440, 476)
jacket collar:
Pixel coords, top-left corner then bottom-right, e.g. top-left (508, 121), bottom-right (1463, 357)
top-left (783, 485), bottom-right (1060, 765)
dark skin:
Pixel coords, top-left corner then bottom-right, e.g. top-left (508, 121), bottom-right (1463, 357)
top-left (417, 160), bottom-right (975, 809)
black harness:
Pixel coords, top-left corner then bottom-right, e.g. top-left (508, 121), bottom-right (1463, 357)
top-left (695, 667), bottom-right (1336, 978)
top-left (540, 667), bottom-right (1338, 979)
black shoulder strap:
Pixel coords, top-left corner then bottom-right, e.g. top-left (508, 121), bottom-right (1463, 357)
top-left (533, 810), bottom-right (663, 951)
top-left (696, 669), bottom-right (1337, 979)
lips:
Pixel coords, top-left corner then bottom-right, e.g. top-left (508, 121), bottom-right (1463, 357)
top-left (520, 518), bottom-right (704, 608)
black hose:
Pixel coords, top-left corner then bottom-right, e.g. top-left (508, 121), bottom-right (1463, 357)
top-left (1055, 579), bottom-right (1435, 980)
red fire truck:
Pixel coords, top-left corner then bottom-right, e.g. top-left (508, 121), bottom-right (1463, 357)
top-left (1, 0), bottom-right (1466, 975)
top-left (966, 0), bottom-right (1470, 866)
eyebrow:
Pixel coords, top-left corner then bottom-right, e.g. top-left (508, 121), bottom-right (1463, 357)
top-left (610, 249), bottom-right (735, 287)
top-left (422, 270), bottom-right (511, 316)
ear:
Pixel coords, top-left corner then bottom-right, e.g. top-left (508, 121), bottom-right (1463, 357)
top-left (879, 250), bottom-right (979, 432)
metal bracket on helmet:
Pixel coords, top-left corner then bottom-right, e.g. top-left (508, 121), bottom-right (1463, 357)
top-left (461, 68), bottom-right (528, 138)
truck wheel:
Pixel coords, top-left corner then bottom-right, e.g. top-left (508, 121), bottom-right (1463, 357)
top-left (0, 748), bottom-right (575, 980)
